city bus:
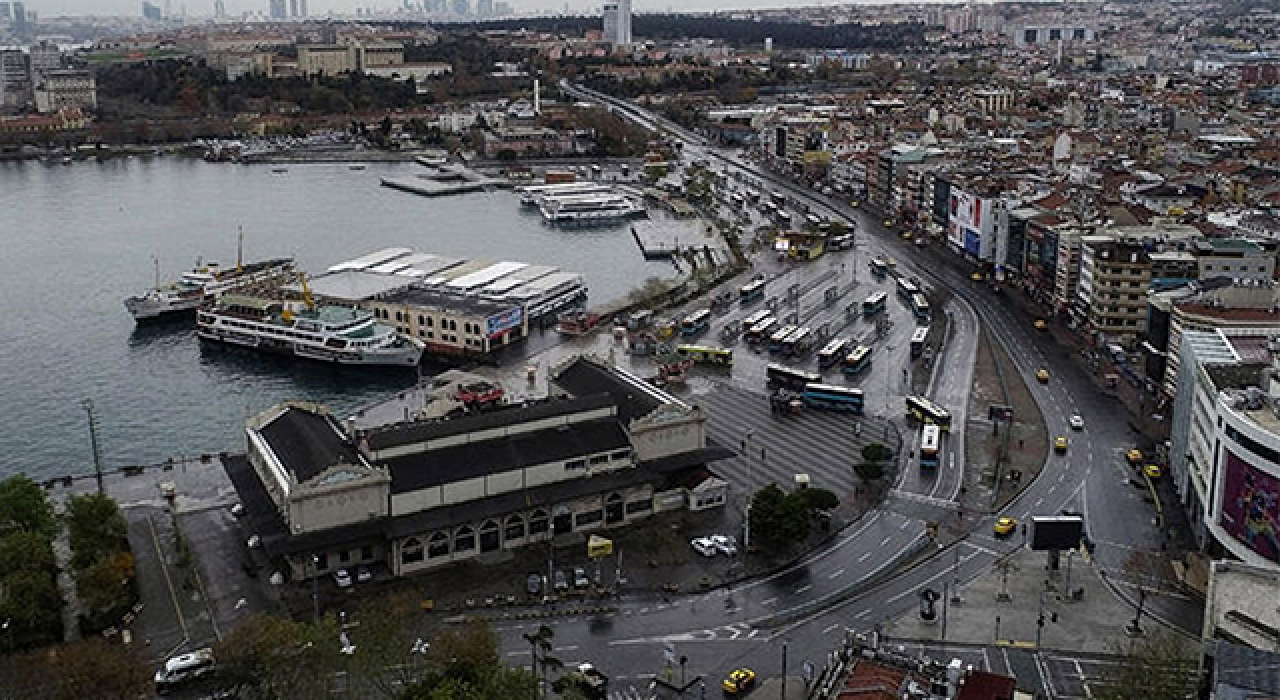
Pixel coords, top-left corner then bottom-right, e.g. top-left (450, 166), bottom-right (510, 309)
top-left (745, 316), bottom-right (778, 344)
top-left (766, 363), bottom-right (822, 391)
top-left (870, 258), bottom-right (890, 279)
top-left (739, 278), bottom-right (767, 304)
top-left (676, 345), bottom-right (734, 366)
top-left (905, 395), bottom-right (952, 431)
top-left (768, 324), bottom-right (798, 353)
top-left (817, 338), bottom-right (851, 368)
top-left (742, 309), bottom-right (771, 330)
top-left (843, 345), bottom-right (873, 375)
top-left (680, 309), bottom-right (712, 337)
top-left (802, 384), bottom-right (865, 415)
top-left (910, 293), bottom-right (931, 321)
top-left (896, 277), bottom-right (920, 301)
top-left (782, 327), bottom-right (814, 357)
top-left (862, 291), bottom-right (888, 318)
top-left (920, 424), bottom-right (941, 469)
top-left (909, 326), bottom-right (930, 359)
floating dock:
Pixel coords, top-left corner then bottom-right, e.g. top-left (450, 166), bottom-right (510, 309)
top-left (381, 163), bottom-right (504, 197)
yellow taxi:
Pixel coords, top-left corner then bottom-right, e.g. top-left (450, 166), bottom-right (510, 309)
top-left (850, 200), bottom-right (860, 208)
top-left (886, 258), bottom-right (897, 268)
top-left (970, 272), bottom-right (984, 282)
top-left (1036, 368), bottom-right (1050, 383)
top-left (1054, 436), bottom-right (1068, 454)
top-left (1144, 464), bottom-right (1162, 479)
top-left (723, 668), bottom-right (757, 695)
top-left (1034, 319), bottom-right (1048, 331)
top-left (1126, 449), bottom-right (1144, 465)
top-left (902, 231), bottom-right (914, 240)
top-left (883, 219), bottom-right (894, 228)
top-left (994, 516), bottom-right (1017, 537)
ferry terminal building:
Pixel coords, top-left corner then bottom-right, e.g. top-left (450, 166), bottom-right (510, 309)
top-left (225, 356), bottom-right (733, 583)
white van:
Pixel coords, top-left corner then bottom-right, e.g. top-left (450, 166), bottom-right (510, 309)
top-left (155, 648), bottom-right (216, 693)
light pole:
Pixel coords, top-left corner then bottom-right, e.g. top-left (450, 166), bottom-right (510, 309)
top-left (311, 554), bottom-right (320, 623)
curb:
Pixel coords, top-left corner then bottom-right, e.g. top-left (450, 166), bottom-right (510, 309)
top-left (444, 605), bottom-right (619, 625)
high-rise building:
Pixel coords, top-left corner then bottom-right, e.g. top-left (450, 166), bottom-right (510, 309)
top-left (298, 0), bottom-right (306, 15)
top-left (12, 1), bottom-right (26, 32)
top-left (451, 0), bottom-right (468, 15)
top-left (602, 0), bottom-right (631, 46)
top-left (29, 40), bottom-right (61, 76)
top-left (268, 0), bottom-right (286, 18)
top-left (288, 0), bottom-right (296, 15)
top-left (0, 49), bottom-right (30, 109)
top-left (213, 0), bottom-right (225, 16)
top-left (142, 1), bottom-right (163, 19)
top-left (476, 0), bottom-right (491, 16)
top-left (0, 3), bottom-right (11, 20)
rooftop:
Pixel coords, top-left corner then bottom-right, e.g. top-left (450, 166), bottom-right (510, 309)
top-left (290, 270), bottom-right (415, 303)
top-left (258, 407), bottom-right (364, 485)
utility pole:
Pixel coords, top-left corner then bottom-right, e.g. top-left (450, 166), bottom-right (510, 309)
top-left (780, 641), bottom-right (788, 700)
top-left (82, 399), bottom-right (104, 495)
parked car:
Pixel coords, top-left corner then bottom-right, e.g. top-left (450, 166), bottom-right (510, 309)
top-left (709, 534), bottom-right (738, 556)
top-left (722, 668), bottom-right (757, 695)
top-left (526, 573), bottom-right (543, 596)
top-left (993, 516), bottom-right (1017, 538)
top-left (553, 570), bottom-right (569, 592)
top-left (333, 569), bottom-right (353, 588)
top-left (1069, 415), bottom-right (1085, 430)
top-left (690, 537), bottom-right (717, 557)
top-left (573, 567), bottom-right (590, 589)
top-left (356, 566), bottom-right (373, 583)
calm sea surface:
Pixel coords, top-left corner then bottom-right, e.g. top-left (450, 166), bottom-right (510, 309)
top-left (0, 157), bottom-right (675, 480)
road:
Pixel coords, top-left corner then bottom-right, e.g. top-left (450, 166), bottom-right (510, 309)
top-left (499, 82), bottom-right (1204, 697)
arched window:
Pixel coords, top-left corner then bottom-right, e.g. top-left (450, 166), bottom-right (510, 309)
top-left (479, 520), bottom-right (500, 552)
top-left (504, 515), bottom-right (526, 541)
top-left (427, 532), bottom-right (450, 559)
top-left (401, 537), bottom-right (424, 565)
top-left (528, 509), bottom-right (549, 536)
top-left (454, 526), bottom-right (475, 552)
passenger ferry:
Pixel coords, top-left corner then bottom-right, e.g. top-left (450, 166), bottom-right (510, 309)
top-left (540, 194), bottom-right (645, 224)
top-left (516, 182), bottom-right (613, 207)
top-left (124, 257), bottom-right (295, 322)
top-left (196, 294), bottom-right (423, 367)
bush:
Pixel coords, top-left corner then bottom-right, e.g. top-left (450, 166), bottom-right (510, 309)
top-left (854, 462), bottom-right (885, 481)
top-left (861, 443), bottom-right (892, 463)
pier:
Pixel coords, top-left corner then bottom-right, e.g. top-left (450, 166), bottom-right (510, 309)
top-left (631, 218), bottom-right (733, 266)
top-left (380, 163), bottom-right (506, 197)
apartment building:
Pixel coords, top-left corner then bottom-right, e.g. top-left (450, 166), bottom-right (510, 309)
top-left (1078, 235), bottom-right (1151, 344)
top-left (32, 69), bottom-right (96, 114)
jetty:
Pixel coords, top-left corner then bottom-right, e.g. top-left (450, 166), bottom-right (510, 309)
top-left (381, 163), bottom-right (505, 197)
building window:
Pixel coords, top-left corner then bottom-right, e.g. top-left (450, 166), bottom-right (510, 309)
top-left (426, 317), bottom-right (434, 327)
top-left (450, 320), bottom-right (458, 331)
top-left (589, 455), bottom-right (609, 466)
top-left (479, 520), bottom-right (500, 552)
top-left (427, 532), bottom-right (449, 559)
top-left (361, 545), bottom-right (374, 561)
top-left (455, 526), bottom-right (475, 552)
top-left (418, 315), bottom-right (425, 325)
top-left (565, 459), bottom-right (586, 471)
top-left (611, 449), bottom-right (632, 461)
top-left (395, 311), bottom-right (403, 322)
top-left (504, 516), bottom-right (525, 541)
top-left (402, 538), bottom-right (424, 565)
top-left (314, 553), bottom-right (328, 571)
top-left (339, 550), bottom-right (351, 564)
top-left (529, 510), bottom-right (549, 535)
top-left (575, 510), bottom-right (603, 527)
top-left (625, 499), bottom-right (653, 515)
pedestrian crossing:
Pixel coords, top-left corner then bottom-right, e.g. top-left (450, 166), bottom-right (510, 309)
top-left (607, 685), bottom-right (656, 700)
top-left (696, 385), bottom-right (902, 498)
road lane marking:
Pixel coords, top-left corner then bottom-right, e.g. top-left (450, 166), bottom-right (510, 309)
top-left (880, 536), bottom-right (891, 547)
top-left (823, 623), bottom-right (839, 634)
top-left (761, 597), bottom-right (778, 606)
top-left (829, 569), bottom-right (846, 579)
top-left (856, 609), bottom-right (871, 618)
top-left (859, 551), bottom-right (873, 562)
top-left (793, 585), bottom-right (812, 595)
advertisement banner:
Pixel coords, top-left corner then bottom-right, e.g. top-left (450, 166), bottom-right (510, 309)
top-left (964, 229), bottom-right (982, 256)
top-left (951, 190), bottom-right (977, 230)
top-left (948, 221), bottom-right (964, 248)
top-left (485, 307), bottom-right (524, 338)
top-left (1219, 450), bottom-right (1280, 564)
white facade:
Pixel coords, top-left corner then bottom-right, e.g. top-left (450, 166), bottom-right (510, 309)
top-left (33, 69), bottom-right (96, 114)
top-left (602, 0), bottom-right (631, 46)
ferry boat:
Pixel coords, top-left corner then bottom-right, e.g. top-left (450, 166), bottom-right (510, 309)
top-left (540, 194), bottom-right (645, 224)
top-left (517, 182), bottom-right (612, 207)
top-left (124, 256), bottom-right (296, 322)
top-left (196, 294), bottom-right (424, 367)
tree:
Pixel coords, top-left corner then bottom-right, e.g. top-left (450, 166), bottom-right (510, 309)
top-left (521, 624), bottom-right (562, 699)
top-left (0, 637), bottom-right (151, 700)
top-left (0, 531), bottom-right (56, 577)
top-left (798, 487), bottom-right (839, 512)
top-left (1094, 631), bottom-right (1199, 700)
top-left (65, 493), bottom-right (129, 572)
top-left (0, 475), bottom-right (56, 538)
top-left (861, 443), bottom-right (892, 463)
top-left (212, 613), bottom-right (344, 700)
top-left (749, 485), bottom-right (811, 550)
top-left (0, 568), bottom-right (64, 650)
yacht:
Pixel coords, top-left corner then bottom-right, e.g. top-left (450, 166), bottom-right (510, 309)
top-left (124, 257), bottom-right (295, 322)
top-left (196, 295), bottom-right (424, 367)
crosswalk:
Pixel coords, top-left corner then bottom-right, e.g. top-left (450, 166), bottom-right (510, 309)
top-left (696, 385), bottom-right (901, 498)
top-left (607, 686), bottom-right (655, 700)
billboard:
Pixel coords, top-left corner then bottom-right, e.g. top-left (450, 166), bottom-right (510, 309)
top-left (1029, 515), bottom-right (1084, 551)
top-left (485, 307), bottom-right (524, 338)
top-left (964, 229), bottom-right (982, 256)
top-left (1219, 450), bottom-right (1280, 564)
top-left (951, 190), bottom-right (977, 230)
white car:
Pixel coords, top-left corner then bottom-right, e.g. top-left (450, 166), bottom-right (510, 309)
top-left (709, 534), bottom-right (738, 556)
top-left (691, 537), bottom-right (717, 557)
top-left (333, 569), bottom-right (353, 588)
top-left (1069, 415), bottom-right (1085, 430)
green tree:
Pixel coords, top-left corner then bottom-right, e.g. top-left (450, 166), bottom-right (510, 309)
top-left (0, 531), bottom-right (56, 577)
top-left (65, 493), bottom-right (129, 572)
top-left (749, 484), bottom-right (811, 549)
top-left (0, 637), bottom-right (151, 700)
top-left (798, 487), bottom-right (839, 512)
top-left (212, 613), bottom-right (344, 699)
top-left (0, 568), bottom-right (64, 650)
top-left (0, 475), bottom-right (56, 538)
top-left (521, 624), bottom-right (562, 699)
top-left (1094, 631), bottom-right (1199, 700)
top-left (861, 443), bottom-right (892, 463)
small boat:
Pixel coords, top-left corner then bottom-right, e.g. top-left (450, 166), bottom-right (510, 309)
top-left (271, 168), bottom-right (288, 174)
top-left (348, 164), bottom-right (367, 171)
top-left (61, 156), bottom-right (72, 165)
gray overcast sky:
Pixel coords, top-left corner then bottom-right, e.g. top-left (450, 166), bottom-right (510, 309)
top-left (39, 0), bottom-right (948, 21)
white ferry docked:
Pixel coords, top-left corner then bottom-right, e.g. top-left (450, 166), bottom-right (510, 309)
top-left (540, 193), bottom-right (645, 224)
top-left (124, 257), bottom-right (296, 322)
top-left (196, 295), bottom-right (424, 367)
top-left (516, 182), bottom-right (613, 207)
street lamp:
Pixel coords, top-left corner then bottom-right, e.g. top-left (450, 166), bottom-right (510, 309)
top-left (311, 554), bottom-right (320, 623)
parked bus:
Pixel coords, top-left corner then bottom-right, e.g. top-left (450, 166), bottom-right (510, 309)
top-left (905, 395), bottom-right (952, 431)
top-left (745, 316), bottom-right (779, 344)
top-left (817, 338), bottom-right (851, 368)
top-left (782, 326), bottom-right (814, 357)
top-left (766, 363), bottom-right (822, 391)
top-left (870, 258), bottom-right (890, 279)
top-left (676, 345), bottom-right (734, 366)
top-left (802, 384), bottom-right (865, 415)
top-left (909, 326), bottom-right (930, 359)
top-left (768, 324), bottom-right (798, 353)
top-left (680, 309), bottom-right (712, 337)
top-left (739, 278), bottom-right (767, 304)
top-left (920, 425), bottom-right (941, 469)
top-left (896, 277), bottom-right (921, 301)
top-left (910, 293), bottom-right (931, 321)
top-left (742, 309), bottom-right (771, 330)
top-left (843, 345), bottom-right (873, 374)
top-left (862, 291), bottom-right (888, 318)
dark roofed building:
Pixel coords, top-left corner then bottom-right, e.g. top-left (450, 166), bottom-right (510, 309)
top-left (229, 356), bottom-right (730, 583)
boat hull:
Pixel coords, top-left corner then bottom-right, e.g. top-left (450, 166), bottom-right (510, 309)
top-left (124, 295), bottom-right (206, 321)
top-left (197, 328), bottom-right (423, 367)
